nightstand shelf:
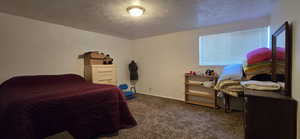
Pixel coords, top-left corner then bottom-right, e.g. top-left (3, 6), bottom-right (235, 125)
top-left (186, 90), bottom-right (214, 99)
top-left (186, 100), bottom-right (215, 108)
top-left (185, 82), bottom-right (203, 86)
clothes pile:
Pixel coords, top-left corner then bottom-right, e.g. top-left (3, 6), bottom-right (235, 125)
top-left (240, 80), bottom-right (281, 91)
top-left (215, 64), bottom-right (244, 97)
top-left (243, 47), bottom-right (285, 81)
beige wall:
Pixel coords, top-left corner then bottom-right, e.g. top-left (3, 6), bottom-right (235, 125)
top-left (132, 16), bottom-right (270, 101)
top-left (271, 0), bottom-right (300, 138)
top-left (0, 12), bottom-right (133, 85)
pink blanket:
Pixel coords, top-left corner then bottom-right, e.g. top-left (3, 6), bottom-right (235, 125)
top-left (247, 47), bottom-right (285, 64)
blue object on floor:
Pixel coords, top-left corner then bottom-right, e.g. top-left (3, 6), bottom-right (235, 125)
top-left (119, 84), bottom-right (135, 100)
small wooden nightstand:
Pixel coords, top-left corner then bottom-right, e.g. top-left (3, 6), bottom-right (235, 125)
top-left (184, 73), bottom-right (218, 108)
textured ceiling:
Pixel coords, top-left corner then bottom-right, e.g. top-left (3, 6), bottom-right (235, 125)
top-left (0, 0), bottom-right (276, 39)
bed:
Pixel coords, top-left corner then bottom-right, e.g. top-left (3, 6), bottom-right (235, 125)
top-left (0, 74), bottom-right (137, 139)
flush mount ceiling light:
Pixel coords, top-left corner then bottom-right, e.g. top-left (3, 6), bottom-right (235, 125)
top-left (127, 6), bottom-right (145, 17)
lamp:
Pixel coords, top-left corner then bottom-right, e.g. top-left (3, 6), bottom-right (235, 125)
top-left (127, 6), bottom-right (145, 17)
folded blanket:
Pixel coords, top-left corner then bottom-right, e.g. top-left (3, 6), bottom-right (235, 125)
top-left (215, 80), bottom-right (243, 97)
top-left (221, 88), bottom-right (243, 97)
top-left (215, 80), bottom-right (240, 90)
top-left (225, 85), bottom-right (244, 92)
top-left (244, 70), bottom-right (285, 80)
top-left (215, 64), bottom-right (244, 97)
top-left (241, 80), bottom-right (281, 91)
top-left (243, 60), bottom-right (285, 73)
top-left (243, 61), bottom-right (285, 80)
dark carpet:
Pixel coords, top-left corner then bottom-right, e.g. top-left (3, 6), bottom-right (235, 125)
top-left (47, 94), bottom-right (244, 139)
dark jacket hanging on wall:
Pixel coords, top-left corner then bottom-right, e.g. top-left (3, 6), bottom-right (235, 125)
top-left (129, 61), bottom-right (138, 81)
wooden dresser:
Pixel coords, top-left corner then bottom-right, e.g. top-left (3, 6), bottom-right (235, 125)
top-left (84, 65), bottom-right (117, 85)
top-left (185, 74), bottom-right (218, 108)
top-left (244, 89), bottom-right (297, 139)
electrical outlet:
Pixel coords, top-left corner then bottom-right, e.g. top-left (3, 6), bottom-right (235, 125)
top-left (148, 88), bottom-right (152, 92)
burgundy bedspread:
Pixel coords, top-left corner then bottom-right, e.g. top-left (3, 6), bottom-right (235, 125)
top-left (0, 74), bottom-right (137, 139)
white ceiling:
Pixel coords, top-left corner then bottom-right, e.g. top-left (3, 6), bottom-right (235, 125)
top-left (0, 0), bottom-right (276, 39)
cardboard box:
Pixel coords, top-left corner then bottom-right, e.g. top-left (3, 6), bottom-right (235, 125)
top-left (84, 59), bottom-right (104, 65)
top-left (84, 51), bottom-right (105, 65)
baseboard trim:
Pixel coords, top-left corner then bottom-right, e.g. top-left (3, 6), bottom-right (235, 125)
top-left (136, 91), bottom-right (185, 102)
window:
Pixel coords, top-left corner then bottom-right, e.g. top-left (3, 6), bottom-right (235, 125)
top-left (199, 27), bottom-right (270, 66)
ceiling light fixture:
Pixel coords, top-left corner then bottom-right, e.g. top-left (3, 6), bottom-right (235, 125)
top-left (127, 6), bottom-right (145, 17)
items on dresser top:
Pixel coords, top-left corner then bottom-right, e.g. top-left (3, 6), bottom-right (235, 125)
top-left (84, 51), bottom-right (113, 65)
top-left (205, 69), bottom-right (216, 76)
top-left (246, 47), bottom-right (271, 65)
top-left (188, 69), bottom-right (218, 77)
top-left (246, 47), bottom-right (285, 65)
top-left (243, 60), bottom-right (285, 80)
top-left (104, 54), bottom-right (114, 64)
top-left (84, 64), bottom-right (117, 85)
top-left (241, 80), bottom-right (281, 91)
top-left (244, 47), bottom-right (285, 81)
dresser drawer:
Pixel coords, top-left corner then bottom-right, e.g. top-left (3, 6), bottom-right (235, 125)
top-left (93, 73), bottom-right (114, 80)
top-left (93, 67), bottom-right (113, 72)
top-left (94, 79), bottom-right (115, 85)
top-left (85, 64), bottom-right (117, 85)
top-left (93, 70), bottom-right (113, 75)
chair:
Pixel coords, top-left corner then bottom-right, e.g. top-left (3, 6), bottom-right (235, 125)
top-left (119, 84), bottom-right (135, 99)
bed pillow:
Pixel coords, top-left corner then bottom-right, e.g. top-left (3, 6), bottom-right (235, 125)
top-left (247, 47), bottom-right (271, 65)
